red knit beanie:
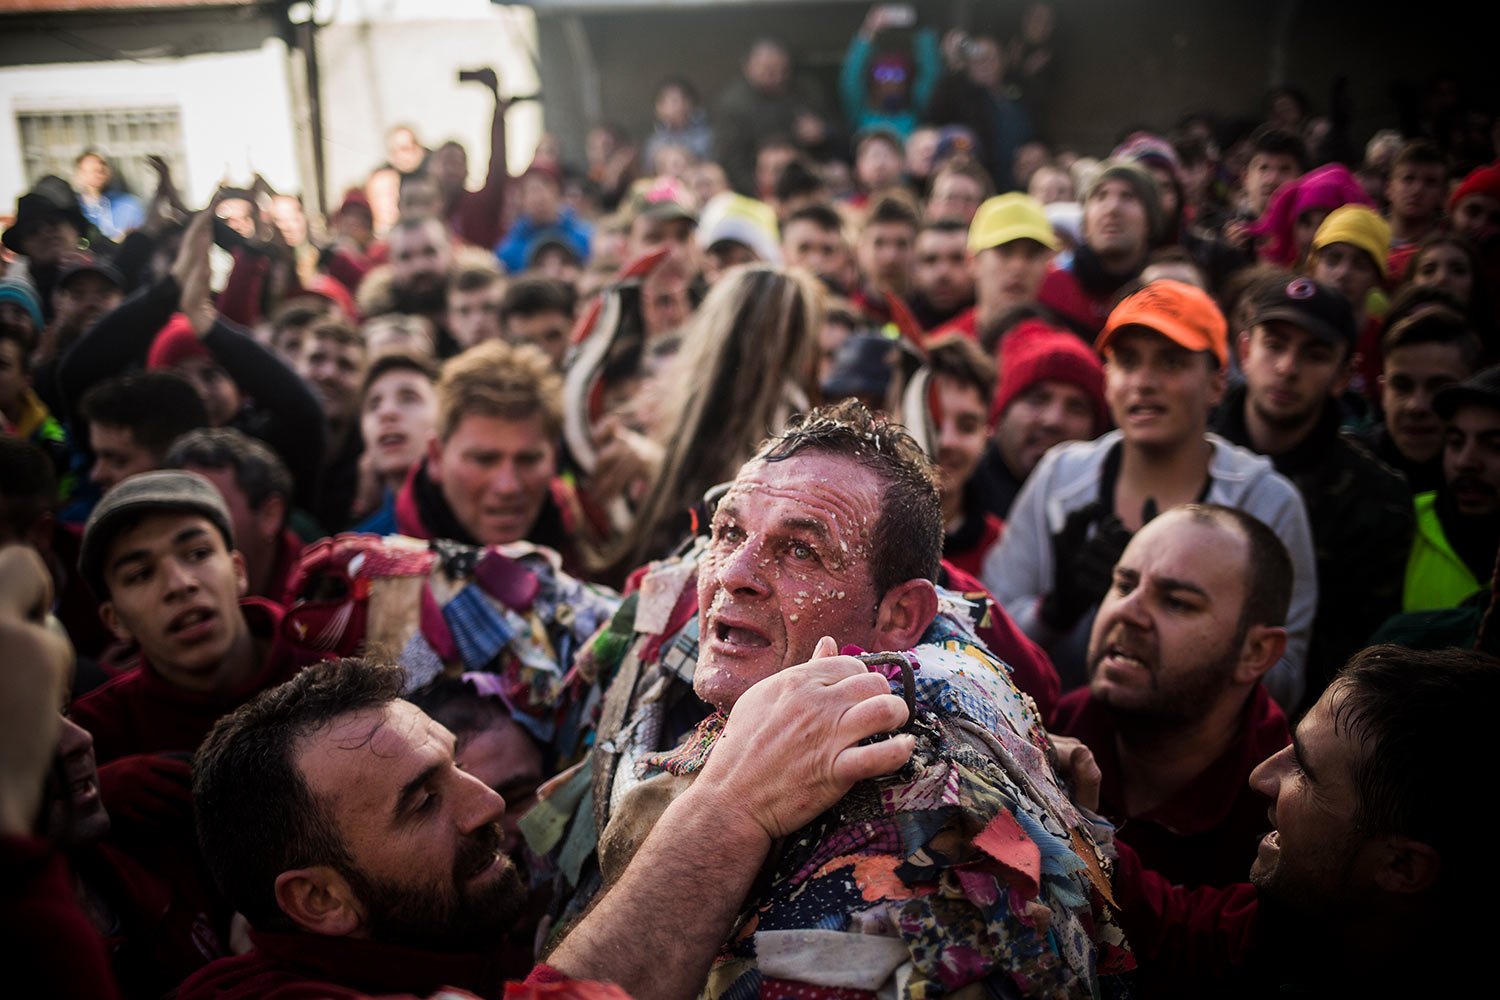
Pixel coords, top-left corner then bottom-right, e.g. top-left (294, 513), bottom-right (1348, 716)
top-left (1450, 162), bottom-right (1500, 212)
top-left (991, 319), bottom-right (1107, 432)
top-left (146, 313), bottom-right (211, 370)
top-left (302, 273), bottom-right (359, 323)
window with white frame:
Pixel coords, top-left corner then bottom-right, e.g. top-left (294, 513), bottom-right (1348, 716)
top-left (15, 106), bottom-right (185, 199)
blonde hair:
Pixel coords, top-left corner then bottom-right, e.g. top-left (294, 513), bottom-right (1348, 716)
top-left (436, 339), bottom-right (563, 441)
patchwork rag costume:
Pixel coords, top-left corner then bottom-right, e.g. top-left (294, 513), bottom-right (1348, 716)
top-left (526, 541), bottom-right (1132, 998)
top-left (281, 534), bottom-right (621, 762)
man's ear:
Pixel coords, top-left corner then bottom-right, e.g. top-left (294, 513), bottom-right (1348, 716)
top-left (231, 549), bottom-right (249, 599)
top-left (1233, 624), bottom-right (1287, 685)
top-left (273, 866), bottom-right (366, 938)
top-left (1206, 357), bottom-right (1228, 408)
top-left (255, 494), bottom-right (287, 542)
top-left (426, 436), bottom-right (445, 485)
top-left (1369, 835), bottom-right (1442, 896)
top-left (1236, 329), bottom-right (1253, 368)
top-left (99, 600), bottom-right (133, 644)
top-left (874, 579), bottom-right (939, 652)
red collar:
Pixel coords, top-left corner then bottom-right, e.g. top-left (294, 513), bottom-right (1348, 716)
top-left (245, 928), bottom-right (505, 998)
top-left (132, 598), bottom-right (289, 706)
top-left (1056, 683), bottom-right (1289, 835)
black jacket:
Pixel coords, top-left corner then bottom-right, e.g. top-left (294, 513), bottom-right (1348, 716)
top-left (1216, 385), bottom-right (1414, 707)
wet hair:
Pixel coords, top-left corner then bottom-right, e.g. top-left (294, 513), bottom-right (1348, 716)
top-left (436, 339), bottom-right (562, 441)
top-left (194, 658), bottom-right (405, 933)
top-left (164, 427), bottom-right (292, 525)
top-left (758, 399), bottom-right (941, 597)
top-left (1331, 645), bottom-right (1500, 894)
top-left (79, 371), bottom-right (208, 457)
top-left (0, 437), bottom-right (57, 543)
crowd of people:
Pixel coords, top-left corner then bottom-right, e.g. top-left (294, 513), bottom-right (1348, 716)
top-left (2, 3), bottom-right (1499, 997)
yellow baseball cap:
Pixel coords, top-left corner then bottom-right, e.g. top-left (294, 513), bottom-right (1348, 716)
top-left (968, 193), bottom-right (1060, 253)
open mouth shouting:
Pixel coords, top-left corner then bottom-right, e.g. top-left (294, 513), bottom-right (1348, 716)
top-left (711, 617), bottom-right (772, 650)
top-left (1095, 636), bottom-right (1153, 684)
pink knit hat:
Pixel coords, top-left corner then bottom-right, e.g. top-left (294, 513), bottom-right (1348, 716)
top-left (1246, 163), bottom-right (1374, 268)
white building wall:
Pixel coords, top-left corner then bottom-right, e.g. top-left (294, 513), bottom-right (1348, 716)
top-left (317, 3), bottom-right (542, 201)
top-left (0, 1), bottom-right (540, 221)
top-left (0, 37), bottom-right (301, 210)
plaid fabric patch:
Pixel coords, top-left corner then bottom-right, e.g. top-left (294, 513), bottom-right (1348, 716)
top-left (788, 819), bottom-right (904, 886)
top-left (442, 584), bottom-right (514, 669)
top-left (658, 616), bottom-right (701, 683)
top-left (398, 630), bottom-right (445, 691)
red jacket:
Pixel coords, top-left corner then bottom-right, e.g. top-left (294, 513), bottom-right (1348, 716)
top-left (1037, 264), bottom-right (1112, 339)
top-left (394, 460), bottom-right (584, 577)
top-left (928, 305), bottom-right (979, 342)
top-left (70, 598), bottom-right (301, 764)
top-left (264, 527), bottom-right (307, 607)
top-left (939, 561), bottom-right (1061, 725)
top-left (1112, 841), bottom-right (1263, 998)
top-left (1054, 683), bottom-right (1289, 887)
top-left (78, 836), bottom-right (234, 997)
top-left (0, 836), bottom-right (122, 1000)
top-left (176, 930), bottom-right (625, 1000)
top-left (943, 510), bottom-right (1004, 581)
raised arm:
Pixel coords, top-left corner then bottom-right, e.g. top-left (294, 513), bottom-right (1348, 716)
top-left (547, 637), bottom-right (914, 1000)
top-left (55, 274), bottom-right (181, 429)
top-left (176, 208), bottom-right (327, 505)
top-left (472, 67), bottom-right (509, 203)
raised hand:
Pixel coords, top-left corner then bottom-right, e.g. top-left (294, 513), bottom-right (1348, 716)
top-left (696, 635), bottom-right (914, 840)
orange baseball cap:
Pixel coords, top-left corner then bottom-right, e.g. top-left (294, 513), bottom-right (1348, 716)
top-left (1095, 279), bottom-right (1228, 367)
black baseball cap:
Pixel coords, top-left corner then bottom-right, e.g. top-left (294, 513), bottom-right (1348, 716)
top-left (1434, 366), bottom-right (1500, 421)
top-left (1249, 276), bottom-right (1356, 350)
top-left (58, 254), bottom-right (125, 291)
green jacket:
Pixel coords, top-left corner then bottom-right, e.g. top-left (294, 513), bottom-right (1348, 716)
top-left (1404, 492), bottom-right (1482, 612)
